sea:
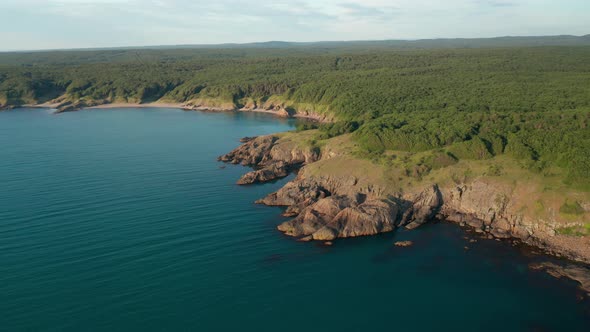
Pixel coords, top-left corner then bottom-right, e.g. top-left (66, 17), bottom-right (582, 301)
top-left (0, 107), bottom-right (588, 331)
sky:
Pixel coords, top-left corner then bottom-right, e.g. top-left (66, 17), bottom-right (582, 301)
top-left (0, 0), bottom-right (588, 51)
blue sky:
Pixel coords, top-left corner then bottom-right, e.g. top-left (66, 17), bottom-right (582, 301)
top-left (0, 0), bottom-right (588, 51)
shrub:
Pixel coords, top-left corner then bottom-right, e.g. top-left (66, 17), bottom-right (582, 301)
top-left (295, 121), bottom-right (319, 132)
top-left (559, 200), bottom-right (585, 215)
top-left (486, 164), bottom-right (504, 176)
top-left (447, 138), bottom-right (492, 160)
top-left (423, 151), bottom-right (458, 170)
top-left (318, 120), bottom-right (361, 139)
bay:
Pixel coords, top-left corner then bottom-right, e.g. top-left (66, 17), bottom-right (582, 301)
top-left (0, 108), bottom-right (588, 331)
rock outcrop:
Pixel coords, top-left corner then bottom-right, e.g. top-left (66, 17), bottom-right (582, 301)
top-left (219, 134), bottom-right (320, 185)
top-left (239, 136), bottom-right (257, 143)
top-left (219, 135), bottom-right (279, 166)
top-left (237, 161), bottom-right (289, 185)
top-left (271, 182), bottom-right (444, 241)
top-left (256, 179), bottom-right (331, 216)
top-left (401, 185), bottom-right (443, 230)
top-left (47, 97), bottom-right (106, 113)
top-left (277, 196), bottom-right (400, 241)
top-left (439, 181), bottom-right (518, 238)
top-left (54, 100), bottom-right (93, 113)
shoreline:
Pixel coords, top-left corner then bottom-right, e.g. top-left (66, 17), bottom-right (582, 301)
top-left (4, 104), bottom-right (590, 297)
top-left (85, 102), bottom-right (189, 110)
top-left (13, 102), bottom-right (326, 122)
top-left (9, 103), bottom-right (589, 265)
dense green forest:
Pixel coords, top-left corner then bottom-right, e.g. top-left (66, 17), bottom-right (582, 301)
top-left (1, 41), bottom-right (589, 188)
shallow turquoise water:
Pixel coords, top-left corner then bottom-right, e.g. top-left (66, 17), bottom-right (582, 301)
top-left (0, 108), bottom-right (588, 331)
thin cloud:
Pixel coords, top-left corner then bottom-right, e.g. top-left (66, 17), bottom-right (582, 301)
top-left (337, 2), bottom-right (397, 18)
top-left (0, 0), bottom-right (588, 50)
top-left (475, 0), bottom-right (518, 8)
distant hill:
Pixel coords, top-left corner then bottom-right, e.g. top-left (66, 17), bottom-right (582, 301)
top-left (135, 34), bottom-right (590, 50)
top-left (1, 35), bottom-right (589, 66)
top-left (4, 34), bottom-right (590, 52)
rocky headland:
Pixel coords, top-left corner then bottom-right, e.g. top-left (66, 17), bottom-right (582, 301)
top-left (220, 131), bottom-right (590, 294)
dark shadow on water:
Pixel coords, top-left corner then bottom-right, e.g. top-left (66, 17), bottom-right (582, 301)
top-left (255, 218), bottom-right (590, 324)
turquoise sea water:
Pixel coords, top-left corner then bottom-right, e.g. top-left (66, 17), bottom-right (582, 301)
top-left (0, 108), bottom-right (589, 331)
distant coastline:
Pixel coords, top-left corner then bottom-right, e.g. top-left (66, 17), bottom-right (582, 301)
top-left (85, 102), bottom-right (187, 110)
top-left (15, 100), bottom-right (329, 122)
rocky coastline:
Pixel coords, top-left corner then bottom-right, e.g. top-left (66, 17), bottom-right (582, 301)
top-left (7, 98), bottom-right (331, 122)
top-left (220, 133), bottom-right (590, 294)
top-left (6, 103), bottom-right (588, 295)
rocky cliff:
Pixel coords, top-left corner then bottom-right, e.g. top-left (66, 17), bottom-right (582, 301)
top-left (220, 133), bottom-right (590, 266)
top-left (218, 132), bottom-right (590, 294)
top-left (437, 181), bottom-right (590, 264)
top-left (220, 134), bottom-right (452, 242)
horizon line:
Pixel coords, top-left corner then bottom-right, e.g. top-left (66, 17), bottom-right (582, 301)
top-left (2, 33), bottom-right (589, 54)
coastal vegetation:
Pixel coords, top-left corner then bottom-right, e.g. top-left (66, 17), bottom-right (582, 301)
top-left (1, 43), bottom-right (589, 190)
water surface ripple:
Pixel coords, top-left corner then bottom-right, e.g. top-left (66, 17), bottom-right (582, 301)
top-left (0, 108), bottom-right (588, 331)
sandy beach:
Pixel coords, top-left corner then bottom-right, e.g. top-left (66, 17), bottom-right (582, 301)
top-left (86, 102), bottom-right (188, 109)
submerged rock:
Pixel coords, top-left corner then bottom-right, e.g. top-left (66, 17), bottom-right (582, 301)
top-left (530, 262), bottom-right (590, 296)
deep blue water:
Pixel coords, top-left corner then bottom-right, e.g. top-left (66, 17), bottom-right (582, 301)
top-left (0, 108), bottom-right (589, 331)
